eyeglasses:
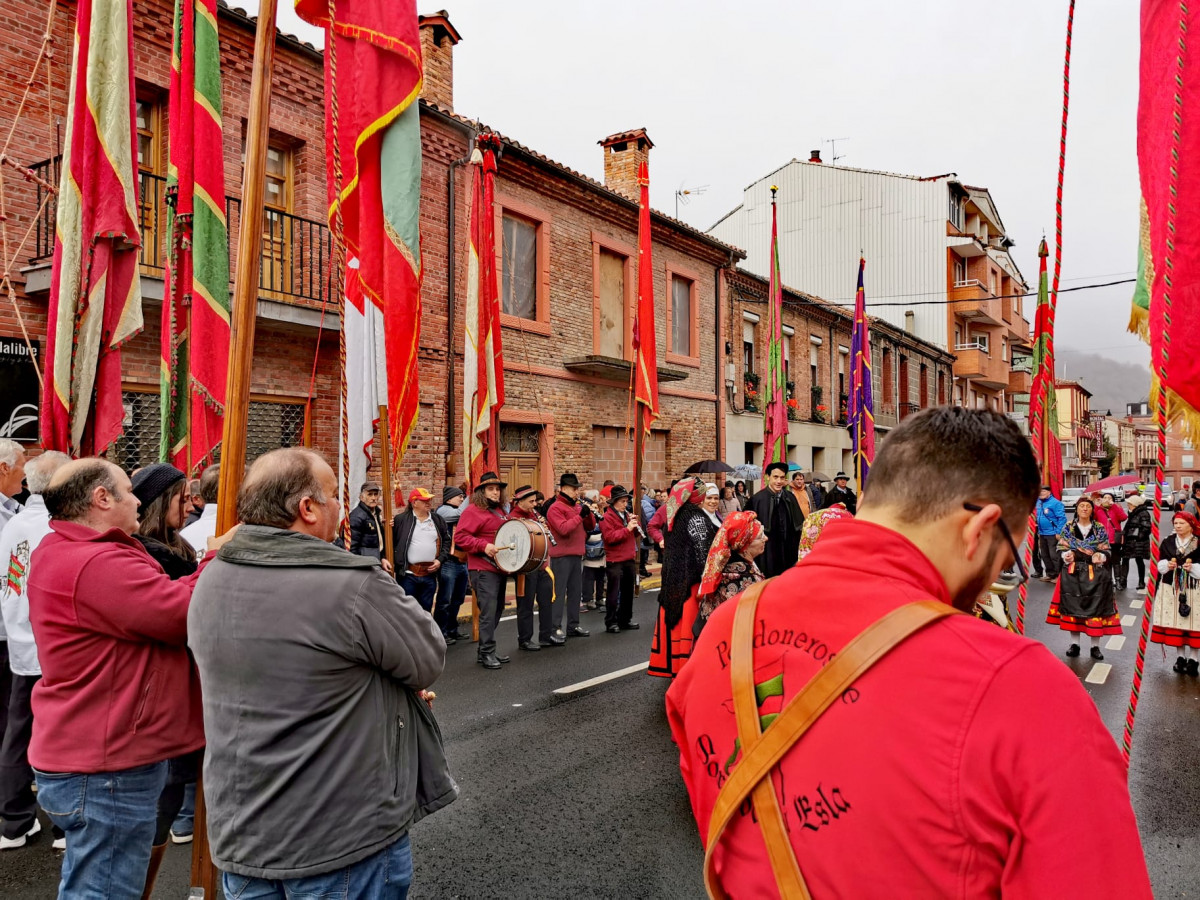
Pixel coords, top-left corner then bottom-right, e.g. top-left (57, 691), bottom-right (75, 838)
top-left (963, 502), bottom-right (1029, 585)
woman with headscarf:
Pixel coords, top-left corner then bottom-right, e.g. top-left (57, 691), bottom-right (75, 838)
top-left (701, 483), bottom-right (724, 525)
top-left (1045, 496), bottom-right (1120, 661)
top-left (693, 511), bottom-right (766, 637)
top-left (1152, 511), bottom-right (1200, 676)
top-left (649, 478), bottom-right (719, 678)
top-left (796, 506), bottom-right (854, 562)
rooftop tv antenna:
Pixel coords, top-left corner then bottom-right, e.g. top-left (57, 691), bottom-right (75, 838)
top-left (675, 183), bottom-right (708, 218)
top-left (823, 137), bottom-right (850, 164)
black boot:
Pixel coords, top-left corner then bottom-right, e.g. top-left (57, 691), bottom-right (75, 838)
top-left (1137, 581), bottom-right (1146, 591)
top-left (1173, 656), bottom-right (1188, 674)
top-left (1188, 659), bottom-right (1199, 678)
top-left (1090, 645), bottom-right (1104, 661)
top-left (1066, 643), bottom-right (1080, 658)
top-left (477, 652), bottom-right (502, 670)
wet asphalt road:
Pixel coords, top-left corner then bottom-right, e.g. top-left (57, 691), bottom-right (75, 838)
top-left (2, 571), bottom-right (1198, 898)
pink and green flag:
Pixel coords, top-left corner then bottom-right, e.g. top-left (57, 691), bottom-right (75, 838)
top-left (762, 187), bottom-right (788, 466)
top-left (161, 0), bottom-right (229, 472)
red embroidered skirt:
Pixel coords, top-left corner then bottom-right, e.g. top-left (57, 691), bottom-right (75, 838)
top-left (649, 584), bottom-right (699, 679)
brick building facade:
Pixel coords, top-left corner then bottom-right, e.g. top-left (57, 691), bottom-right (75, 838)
top-left (1, 2), bottom-right (742, 496)
top-left (724, 268), bottom-right (953, 484)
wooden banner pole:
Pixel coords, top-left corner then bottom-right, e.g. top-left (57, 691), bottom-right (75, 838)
top-left (192, 0), bottom-right (278, 893)
top-left (378, 404), bottom-right (396, 568)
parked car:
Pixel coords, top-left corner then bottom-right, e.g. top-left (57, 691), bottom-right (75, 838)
top-left (1062, 487), bottom-right (1086, 512)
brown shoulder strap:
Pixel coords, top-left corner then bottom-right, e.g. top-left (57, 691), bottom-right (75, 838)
top-left (703, 580), bottom-right (958, 900)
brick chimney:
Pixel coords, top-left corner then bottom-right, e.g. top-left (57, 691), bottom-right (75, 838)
top-left (599, 128), bottom-right (654, 199)
top-left (418, 11), bottom-right (461, 111)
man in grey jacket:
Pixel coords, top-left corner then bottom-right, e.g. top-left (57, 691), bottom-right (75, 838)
top-left (189, 448), bottom-right (452, 898)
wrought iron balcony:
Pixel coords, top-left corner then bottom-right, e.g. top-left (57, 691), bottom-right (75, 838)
top-left (28, 157), bottom-right (333, 308)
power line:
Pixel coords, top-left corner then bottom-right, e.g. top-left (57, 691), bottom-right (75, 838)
top-left (738, 277), bottom-right (1137, 309)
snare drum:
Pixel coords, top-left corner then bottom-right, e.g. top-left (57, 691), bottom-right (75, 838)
top-left (494, 519), bottom-right (551, 575)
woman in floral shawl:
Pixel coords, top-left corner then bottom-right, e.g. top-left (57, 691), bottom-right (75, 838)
top-left (693, 511), bottom-right (767, 637)
top-left (649, 477), bottom-right (719, 678)
top-left (796, 506), bottom-right (853, 562)
top-left (1045, 495), bottom-right (1120, 660)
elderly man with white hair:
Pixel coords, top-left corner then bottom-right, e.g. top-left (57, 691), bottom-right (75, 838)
top-left (0, 438), bottom-right (27, 781)
top-left (0, 450), bottom-right (69, 850)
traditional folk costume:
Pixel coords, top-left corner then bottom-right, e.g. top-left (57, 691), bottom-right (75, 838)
top-left (1151, 513), bottom-right (1200, 676)
top-left (694, 511), bottom-right (765, 638)
top-left (650, 479), bottom-right (718, 678)
top-left (1046, 517), bottom-right (1120, 658)
top-left (797, 507), bottom-right (853, 562)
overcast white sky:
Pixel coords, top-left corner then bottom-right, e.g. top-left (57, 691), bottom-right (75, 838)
top-left (256, 0), bottom-right (1145, 364)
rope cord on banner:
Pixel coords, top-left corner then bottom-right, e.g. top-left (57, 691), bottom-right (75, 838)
top-left (1123, 0), bottom-right (1188, 766)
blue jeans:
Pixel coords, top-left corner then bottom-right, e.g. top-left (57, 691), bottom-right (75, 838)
top-left (35, 761), bottom-right (167, 899)
top-left (435, 558), bottom-right (467, 634)
top-left (399, 573), bottom-right (438, 615)
top-left (223, 834), bottom-right (412, 900)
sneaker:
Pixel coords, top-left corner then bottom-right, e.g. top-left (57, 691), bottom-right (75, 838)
top-left (170, 827), bottom-right (193, 844)
top-left (51, 836), bottom-right (66, 851)
top-left (0, 818), bottom-right (41, 850)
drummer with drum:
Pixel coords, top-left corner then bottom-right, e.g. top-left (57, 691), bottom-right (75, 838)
top-left (509, 485), bottom-right (562, 652)
top-left (455, 471), bottom-right (514, 670)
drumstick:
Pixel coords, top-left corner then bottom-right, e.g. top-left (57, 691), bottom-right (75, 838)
top-left (493, 543), bottom-right (517, 552)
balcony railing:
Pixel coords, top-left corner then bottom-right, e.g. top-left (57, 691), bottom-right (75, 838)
top-left (838, 392), bottom-right (848, 425)
top-left (810, 386), bottom-right (828, 424)
top-left (899, 402), bottom-right (921, 420)
top-left (29, 157), bottom-right (333, 307)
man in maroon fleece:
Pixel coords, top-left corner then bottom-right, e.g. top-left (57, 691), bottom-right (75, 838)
top-left (27, 459), bottom-right (231, 898)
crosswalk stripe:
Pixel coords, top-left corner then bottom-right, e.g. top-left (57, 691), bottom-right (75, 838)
top-left (1085, 663), bottom-right (1112, 685)
top-left (1106, 635), bottom-right (1126, 651)
top-left (1121, 614), bottom-right (1136, 627)
top-left (553, 662), bottom-right (650, 695)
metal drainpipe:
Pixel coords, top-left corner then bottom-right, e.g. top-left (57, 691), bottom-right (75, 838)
top-left (445, 134), bottom-right (477, 478)
top-left (717, 249), bottom-right (736, 459)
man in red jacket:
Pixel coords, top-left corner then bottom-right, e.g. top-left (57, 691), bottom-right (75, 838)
top-left (667, 408), bottom-right (1151, 897)
top-left (455, 471), bottom-right (513, 670)
top-left (26, 459), bottom-right (230, 897)
top-left (510, 485), bottom-right (559, 651)
top-left (545, 473), bottom-right (596, 640)
top-left (600, 485), bottom-right (641, 634)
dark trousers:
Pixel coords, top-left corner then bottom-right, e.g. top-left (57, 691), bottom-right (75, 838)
top-left (469, 569), bottom-right (507, 655)
top-left (550, 555), bottom-right (583, 633)
top-left (639, 545), bottom-right (650, 573)
top-left (154, 750), bottom-right (201, 846)
top-left (1110, 541), bottom-right (1126, 587)
top-left (0, 641), bottom-right (10, 747)
top-left (1129, 555), bottom-right (1147, 586)
top-left (517, 568), bottom-right (554, 643)
top-left (605, 560), bottom-right (636, 629)
top-left (435, 558), bottom-right (468, 636)
top-left (0, 673), bottom-right (39, 838)
top-left (1031, 534), bottom-right (1043, 577)
top-left (583, 565), bottom-right (606, 606)
top-left (1038, 535), bottom-right (1062, 578)
top-left (400, 572), bottom-right (439, 615)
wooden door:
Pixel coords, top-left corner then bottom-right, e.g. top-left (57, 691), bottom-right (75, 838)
top-left (499, 423), bottom-right (541, 494)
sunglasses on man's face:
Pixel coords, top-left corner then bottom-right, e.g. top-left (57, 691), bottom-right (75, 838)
top-left (963, 503), bottom-right (1029, 585)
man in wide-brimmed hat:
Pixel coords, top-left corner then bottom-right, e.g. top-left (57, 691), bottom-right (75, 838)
top-left (509, 485), bottom-right (557, 651)
top-left (600, 484), bottom-right (641, 634)
top-left (545, 473), bottom-right (597, 640)
top-left (454, 472), bottom-right (513, 669)
top-left (821, 471), bottom-right (857, 514)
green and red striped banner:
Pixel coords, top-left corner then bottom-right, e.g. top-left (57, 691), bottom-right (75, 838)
top-left (161, 0), bottom-right (229, 473)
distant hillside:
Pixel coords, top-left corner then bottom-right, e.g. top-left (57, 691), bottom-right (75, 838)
top-left (1055, 347), bottom-right (1151, 414)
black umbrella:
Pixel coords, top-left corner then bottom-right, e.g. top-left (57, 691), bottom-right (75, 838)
top-left (808, 471), bottom-right (833, 483)
top-left (684, 460), bottom-right (736, 474)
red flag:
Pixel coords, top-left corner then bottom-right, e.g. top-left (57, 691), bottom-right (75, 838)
top-left (295, 0), bottom-right (424, 480)
top-left (42, 0), bottom-right (144, 456)
top-left (463, 134), bottom-right (504, 484)
top-left (633, 160), bottom-right (659, 436)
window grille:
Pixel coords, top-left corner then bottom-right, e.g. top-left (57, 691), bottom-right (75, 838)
top-left (108, 390), bottom-right (306, 472)
top-left (499, 424), bottom-right (540, 454)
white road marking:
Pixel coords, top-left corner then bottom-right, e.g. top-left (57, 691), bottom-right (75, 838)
top-left (1121, 614), bottom-right (1136, 627)
top-left (1085, 663), bottom-right (1112, 685)
top-left (553, 662), bottom-right (650, 695)
top-left (1130, 599), bottom-right (1145, 609)
top-left (1106, 635), bottom-right (1126, 651)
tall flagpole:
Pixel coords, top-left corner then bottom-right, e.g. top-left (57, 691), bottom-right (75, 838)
top-left (195, 0), bottom-right (278, 893)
